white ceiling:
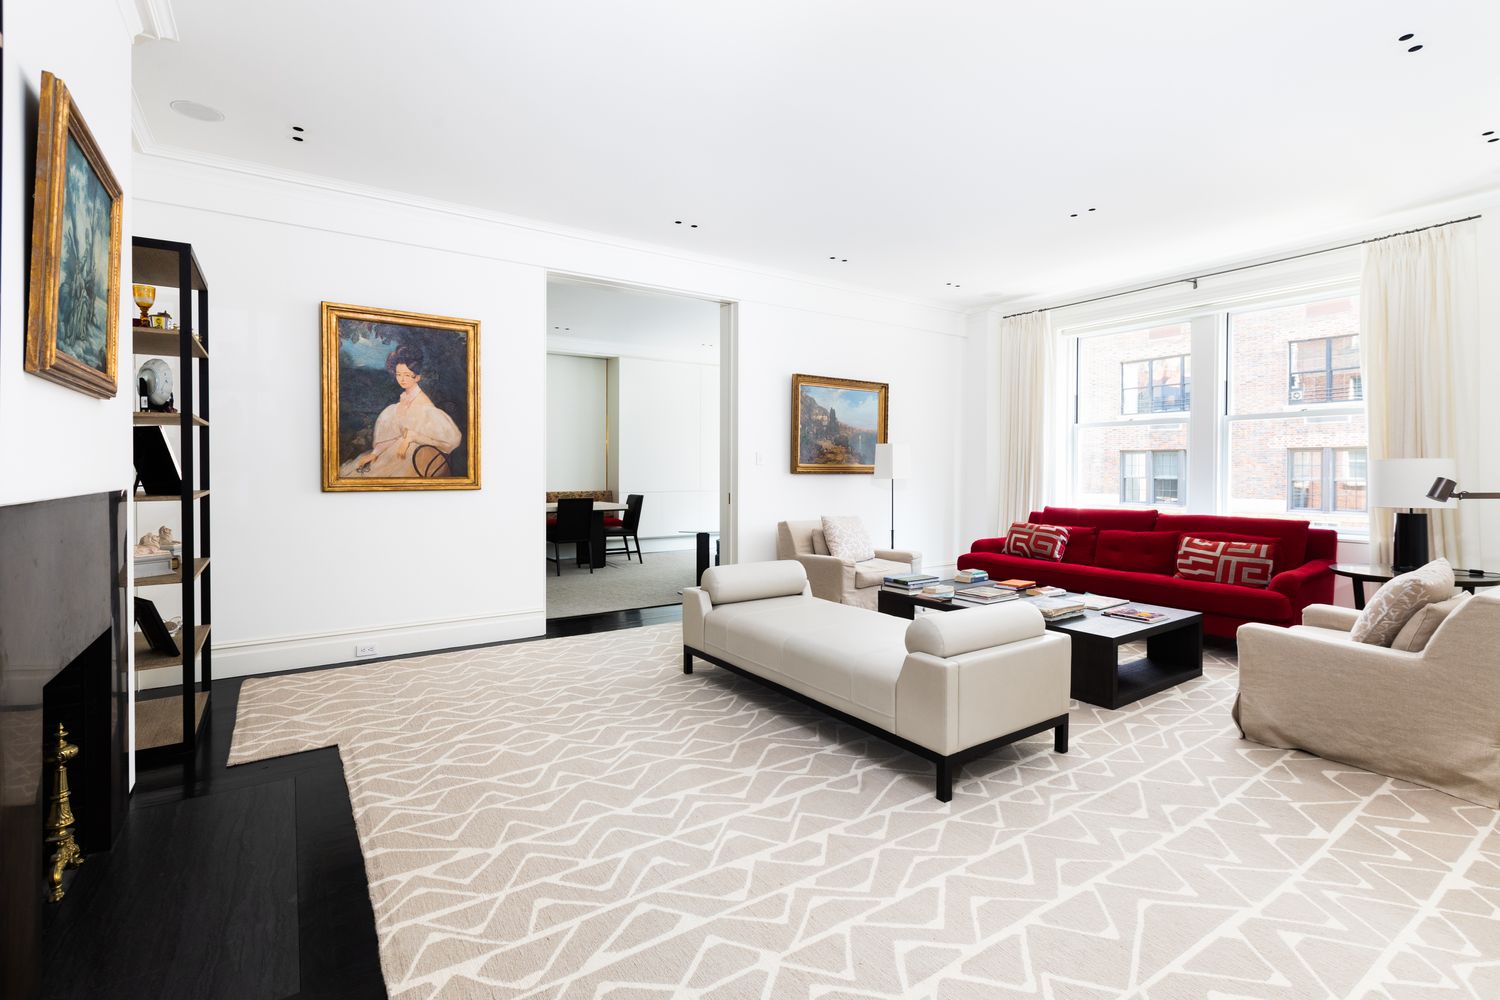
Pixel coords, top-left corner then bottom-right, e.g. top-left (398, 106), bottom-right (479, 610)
top-left (132, 1), bottom-right (1500, 307)
top-left (545, 278), bottom-right (720, 361)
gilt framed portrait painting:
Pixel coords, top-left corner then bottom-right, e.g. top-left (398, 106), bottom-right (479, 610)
top-left (320, 302), bottom-right (480, 492)
top-left (791, 373), bottom-right (888, 473)
top-left (25, 71), bottom-right (123, 398)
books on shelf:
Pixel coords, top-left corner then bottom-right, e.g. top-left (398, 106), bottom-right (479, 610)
top-left (1079, 593), bottom-right (1129, 611)
top-left (993, 579), bottom-right (1037, 591)
top-left (1104, 606), bottom-right (1170, 623)
top-left (1025, 586), bottom-right (1067, 597)
top-left (1031, 597), bottom-right (1088, 620)
top-left (954, 569), bottom-right (989, 584)
top-left (951, 586), bottom-right (1021, 605)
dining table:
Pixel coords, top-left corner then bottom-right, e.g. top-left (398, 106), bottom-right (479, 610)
top-left (545, 500), bottom-right (629, 568)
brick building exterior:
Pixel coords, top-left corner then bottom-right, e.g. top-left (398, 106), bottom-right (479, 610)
top-left (1072, 296), bottom-right (1366, 537)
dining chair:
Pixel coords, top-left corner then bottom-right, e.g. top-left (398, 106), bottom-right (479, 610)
top-left (604, 494), bottom-right (645, 563)
top-left (546, 498), bottom-right (594, 575)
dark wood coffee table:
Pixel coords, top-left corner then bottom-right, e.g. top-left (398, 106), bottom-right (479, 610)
top-left (877, 585), bottom-right (1203, 710)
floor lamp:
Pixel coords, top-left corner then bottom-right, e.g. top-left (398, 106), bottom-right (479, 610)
top-left (874, 443), bottom-right (909, 549)
top-left (1369, 458), bottom-right (1455, 572)
top-left (1428, 476), bottom-right (1499, 577)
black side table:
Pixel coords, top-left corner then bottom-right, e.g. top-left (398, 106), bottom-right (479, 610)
top-left (1331, 563), bottom-right (1500, 610)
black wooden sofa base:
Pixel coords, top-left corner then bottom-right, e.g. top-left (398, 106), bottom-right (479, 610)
top-left (684, 645), bottom-right (1068, 802)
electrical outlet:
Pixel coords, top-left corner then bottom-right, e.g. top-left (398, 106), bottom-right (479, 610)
top-left (355, 642), bottom-right (377, 658)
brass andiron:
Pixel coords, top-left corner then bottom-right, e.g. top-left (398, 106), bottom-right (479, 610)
top-left (44, 723), bottom-right (84, 903)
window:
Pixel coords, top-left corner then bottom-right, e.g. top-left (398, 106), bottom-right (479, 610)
top-left (1227, 295), bottom-right (1366, 536)
top-left (1067, 292), bottom-right (1369, 538)
top-left (1288, 447), bottom-right (1367, 513)
top-left (1073, 323), bottom-right (1192, 510)
top-left (1288, 335), bottom-right (1362, 404)
top-left (1121, 450), bottom-right (1184, 505)
top-left (1121, 355), bottom-right (1190, 414)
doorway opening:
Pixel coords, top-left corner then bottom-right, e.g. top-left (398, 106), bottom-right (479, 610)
top-left (543, 276), bottom-right (733, 620)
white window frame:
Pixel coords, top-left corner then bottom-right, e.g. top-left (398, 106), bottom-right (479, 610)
top-left (1060, 273), bottom-right (1369, 539)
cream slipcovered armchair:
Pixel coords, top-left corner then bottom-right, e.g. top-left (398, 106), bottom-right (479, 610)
top-left (1235, 589), bottom-right (1500, 806)
top-left (776, 519), bottom-right (921, 610)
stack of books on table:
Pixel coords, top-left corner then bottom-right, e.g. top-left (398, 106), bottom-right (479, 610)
top-left (883, 573), bottom-right (940, 594)
top-left (952, 585), bottom-right (1021, 605)
top-left (992, 578), bottom-right (1037, 591)
top-left (1103, 606), bottom-right (1169, 623)
top-left (954, 568), bottom-right (989, 584)
top-left (1031, 596), bottom-right (1088, 621)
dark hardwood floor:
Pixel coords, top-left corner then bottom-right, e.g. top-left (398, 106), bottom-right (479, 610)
top-left (40, 606), bottom-right (679, 1000)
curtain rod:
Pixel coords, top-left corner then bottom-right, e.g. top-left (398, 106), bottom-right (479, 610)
top-left (1000, 214), bottom-right (1482, 321)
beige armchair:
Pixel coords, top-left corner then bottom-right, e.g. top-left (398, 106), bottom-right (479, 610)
top-left (775, 519), bottom-right (921, 610)
top-left (1235, 590), bottom-right (1500, 806)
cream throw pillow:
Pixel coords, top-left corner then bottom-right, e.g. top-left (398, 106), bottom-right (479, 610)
top-left (821, 515), bottom-right (874, 563)
top-left (1351, 558), bottom-right (1457, 646)
top-left (1390, 591), bottom-right (1470, 652)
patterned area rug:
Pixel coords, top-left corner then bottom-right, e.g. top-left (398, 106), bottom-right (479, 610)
top-left (229, 623), bottom-right (1500, 999)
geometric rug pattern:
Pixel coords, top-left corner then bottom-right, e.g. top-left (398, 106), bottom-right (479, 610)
top-left (228, 622), bottom-right (1500, 999)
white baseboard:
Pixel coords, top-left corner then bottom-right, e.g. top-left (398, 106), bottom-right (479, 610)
top-left (136, 607), bottom-right (547, 689)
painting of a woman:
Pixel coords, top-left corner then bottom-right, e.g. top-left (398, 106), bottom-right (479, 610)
top-left (339, 344), bottom-right (462, 479)
top-left (321, 302), bottom-right (481, 491)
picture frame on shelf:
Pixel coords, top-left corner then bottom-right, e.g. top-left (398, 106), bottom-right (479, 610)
top-left (24, 71), bottom-right (123, 399)
top-left (790, 373), bottom-right (888, 474)
top-left (321, 302), bottom-right (481, 491)
top-left (134, 597), bottom-right (179, 658)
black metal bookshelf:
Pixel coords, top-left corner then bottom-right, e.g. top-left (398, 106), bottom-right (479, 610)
top-left (130, 237), bottom-right (212, 763)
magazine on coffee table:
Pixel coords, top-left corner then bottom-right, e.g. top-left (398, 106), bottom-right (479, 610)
top-left (1103, 606), bottom-right (1169, 623)
top-left (952, 586), bottom-right (1020, 604)
top-left (1079, 593), bottom-right (1129, 611)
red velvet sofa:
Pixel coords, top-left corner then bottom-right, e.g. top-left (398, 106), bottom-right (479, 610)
top-left (956, 507), bottom-right (1337, 639)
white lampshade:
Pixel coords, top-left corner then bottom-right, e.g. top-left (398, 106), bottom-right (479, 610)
top-left (1369, 458), bottom-right (1457, 510)
top-left (874, 443), bottom-right (910, 480)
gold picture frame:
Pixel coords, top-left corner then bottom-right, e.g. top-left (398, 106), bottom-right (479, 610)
top-left (321, 302), bottom-right (481, 492)
top-left (791, 373), bottom-right (888, 474)
top-left (25, 72), bottom-right (123, 399)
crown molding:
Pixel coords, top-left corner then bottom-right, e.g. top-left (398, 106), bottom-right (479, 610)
top-left (129, 137), bottom-right (967, 323)
top-left (129, 87), bottom-right (156, 152)
top-left (126, 0), bottom-right (178, 43)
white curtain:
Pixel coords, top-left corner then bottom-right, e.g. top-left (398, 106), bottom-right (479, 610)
top-left (995, 311), bottom-right (1056, 531)
top-left (1362, 222), bottom-right (1481, 566)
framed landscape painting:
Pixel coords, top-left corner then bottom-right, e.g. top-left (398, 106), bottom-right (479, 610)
top-left (25, 71), bottom-right (123, 398)
top-left (791, 373), bottom-right (888, 473)
top-left (321, 302), bottom-right (480, 492)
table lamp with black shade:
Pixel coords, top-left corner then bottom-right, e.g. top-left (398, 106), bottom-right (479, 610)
top-left (1369, 458), bottom-right (1456, 572)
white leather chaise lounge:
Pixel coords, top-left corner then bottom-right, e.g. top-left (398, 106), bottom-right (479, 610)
top-left (681, 560), bottom-right (1072, 800)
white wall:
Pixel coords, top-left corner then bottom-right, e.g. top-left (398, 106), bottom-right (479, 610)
top-left (614, 356), bottom-right (717, 543)
top-left (132, 154), bottom-right (967, 676)
top-left (545, 353), bottom-right (606, 491)
top-left (2, 0), bottom-right (135, 779)
top-left (1, 1), bottom-right (134, 507)
top-left (734, 301), bottom-right (967, 575)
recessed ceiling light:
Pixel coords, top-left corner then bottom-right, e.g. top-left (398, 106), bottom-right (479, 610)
top-left (291, 136), bottom-right (304, 142)
top-left (170, 100), bottom-right (224, 122)
top-left (1485, 131), bottom-right (1496, 136)
top-left (292, 125), bottom-right (305, 132)
top-left (1408, 44), bottom-right (1423, 52)
top-left (1069, 213), bottom-right (1078, 218)
top-left (1490, 138), bottom-right (1499, 143)
top-left (1398, 32), bottom-right (1414, 41)
top-left (1088, 207), bottom-right (1097, 212)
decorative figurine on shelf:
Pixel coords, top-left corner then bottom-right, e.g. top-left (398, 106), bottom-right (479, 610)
top-left (149, 310), bottom-right (176, 331)
top-left (134, 525), bottom-right (177, 556)
top-left (135, 358), bottom-right (175, 412)
top-left (132, 283), bottom-right (156, 326)
top-left (45, 723), bottom-right (84, 903)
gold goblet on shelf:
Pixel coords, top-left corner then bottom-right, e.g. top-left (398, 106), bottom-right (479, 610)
top-left (132, 283), bottom-right (156, 325)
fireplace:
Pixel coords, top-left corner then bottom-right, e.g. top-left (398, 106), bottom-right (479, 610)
top-left (0, 491), bottom-right (129, 1000)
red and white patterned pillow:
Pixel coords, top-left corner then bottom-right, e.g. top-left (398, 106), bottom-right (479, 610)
top-left (1003, 522), bottom-right (1070, 562)
top-left (1175, 535), bottom-right (1276, 588)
